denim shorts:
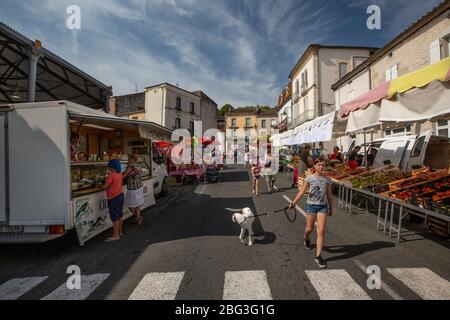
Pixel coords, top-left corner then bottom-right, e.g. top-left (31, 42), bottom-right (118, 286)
top-left (108, 193), bottom-right (124, 222)
top-left (306, 204), bottom-right (328, 215)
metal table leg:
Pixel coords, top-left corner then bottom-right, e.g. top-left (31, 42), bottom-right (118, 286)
top-left (397, 206), bottom-right (403, 243)
top-left (389, 202), bottom-right (395, 237)
top-left (384, 200), bottom-right (389, 234)
top-left (349, 189), bottom-right (353, 214)
top-left (376, 198), bottom-right (382, 230)
top-left (338, 184), bottom-right (342, 209)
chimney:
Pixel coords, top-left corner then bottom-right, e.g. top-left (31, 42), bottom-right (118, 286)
top-left (108, 97), bottom-right (116, 115)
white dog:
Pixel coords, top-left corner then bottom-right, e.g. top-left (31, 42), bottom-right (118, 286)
top-left (226, 207), bottom-right (255, 246)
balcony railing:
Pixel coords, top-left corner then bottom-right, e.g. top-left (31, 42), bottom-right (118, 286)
top-left (289, 110), bottom-right (315, 129)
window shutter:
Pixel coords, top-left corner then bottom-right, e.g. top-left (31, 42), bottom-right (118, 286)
top-left (429, 39), bottom-right (441, 64)
top-left (391, 64), bottom-right (398, 80)
top-left (385, 69), bottom-right (391, 81)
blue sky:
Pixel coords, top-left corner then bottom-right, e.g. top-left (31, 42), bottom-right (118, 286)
top-left (0, 0), bottom-right (443, 108)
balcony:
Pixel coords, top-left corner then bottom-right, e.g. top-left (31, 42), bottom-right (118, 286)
top-left (289, 110), bottom-right (315, 129)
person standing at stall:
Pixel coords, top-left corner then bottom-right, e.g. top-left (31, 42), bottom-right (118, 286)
top-left (289, 158), bottom-right (332, 268)
top-left (251, 158), bottom-right (261, 196)
top-left (70, 132), bottom-right (80, 161)
top-left (347, 146), bottom-right (361, 170)
top-left (123, 154), bottom-right (144, 225)
top-left (329, 146), bottom-right (344, 163)
top-left (104, 159), bottom-right (124, 242)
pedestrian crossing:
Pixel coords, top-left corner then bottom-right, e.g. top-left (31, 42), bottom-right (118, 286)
top-left (1, 267), bottom-right (449, 300)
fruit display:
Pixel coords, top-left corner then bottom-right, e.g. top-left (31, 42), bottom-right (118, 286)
top-left (389, 175), bottom-right (450, 215)
top-left (341, 165), bottom-right (411, 192)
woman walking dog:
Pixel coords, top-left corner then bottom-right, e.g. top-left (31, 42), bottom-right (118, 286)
top-left (289, 158), bottom-right (332, 268)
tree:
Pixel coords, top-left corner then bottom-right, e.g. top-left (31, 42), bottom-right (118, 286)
top-left (217, 104), bottom-right (234, 116)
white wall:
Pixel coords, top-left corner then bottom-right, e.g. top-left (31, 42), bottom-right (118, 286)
top-left (165, 86), bottom-right (201, 131)
top-left (291, 56), bottom-right (315, 122)
top-left (145, 87), bottom-right (164, 125)
top-left (319, 48), bottom-right (372, 113)
top-left (335, 69), bottom-right (370, 112)
top-left (278, 98), bottom-right (292, 122)
top-left (200, 99), bottom-right (218, 133)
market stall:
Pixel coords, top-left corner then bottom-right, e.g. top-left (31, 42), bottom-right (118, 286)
top-left (68, 105), bottom-right (172, 244)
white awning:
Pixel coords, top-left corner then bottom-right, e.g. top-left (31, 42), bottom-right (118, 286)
top-left (346, 103), bottom-right (381, 134)
top-left (293, 112), bottom-right (335, 144)
top-left (379, 80), bottom-right (450, 122)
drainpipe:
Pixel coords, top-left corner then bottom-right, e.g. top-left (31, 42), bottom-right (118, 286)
top-left (27, 46), bottom-right (41, 102)
top-left (317, 48), bottom-right (322, 117)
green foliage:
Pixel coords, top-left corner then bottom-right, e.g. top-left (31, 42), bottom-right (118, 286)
top-left (217, 104), bottom-right (233, 116)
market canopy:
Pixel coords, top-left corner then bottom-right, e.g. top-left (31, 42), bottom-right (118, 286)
top-left (0, 23), bottom-right (112, 109)
top-left (379, 80), bottom-right (450, 122)
top-left (66, 101), bottom-right (172, 140)
top-left (272, 111), bottom-right (344, 146)
top-left (340, 57), bottom-right (450, 118)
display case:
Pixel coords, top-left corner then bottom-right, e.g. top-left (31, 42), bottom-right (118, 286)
top-left (71, 160), bottom-right (151, 198)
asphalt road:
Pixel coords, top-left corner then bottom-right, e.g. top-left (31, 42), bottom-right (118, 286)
top-left (1, 165), bottom-right (450, 300)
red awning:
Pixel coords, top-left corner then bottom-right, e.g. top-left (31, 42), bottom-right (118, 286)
top-left (340, 81), bottom-right (390, 117)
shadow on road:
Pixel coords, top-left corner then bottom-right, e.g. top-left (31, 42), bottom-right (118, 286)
top-left (323, 241), bottom-right (396, 262)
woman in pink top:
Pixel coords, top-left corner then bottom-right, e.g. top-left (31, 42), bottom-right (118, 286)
top-left (104, 159), bottom-right (124, 242)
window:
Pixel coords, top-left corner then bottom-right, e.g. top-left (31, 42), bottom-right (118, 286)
top-left (190, 102), bottom-right (195, 114)
top-left (176, 97), bottom-right (181, 110)
top-left (295, 79), bottom-right (299, 94)
top-left (339, 63), bottom-right (347, 79)
top-left (231, 118), bottom-right (236, 127)
top-left (132, 116), bottom-right (138, 120)
top-left (261, 119), bottom-right (266, 128)
top-left (385, 64), bottom-right (398, 81)
top-left (246, 118), bottom-right (251, 127)
top-left (175, 118), bottom-right (181, 129)
top-left (304, 96), bottom-right (309, 111)
top-left (429, 39), bottom-right (441, 64)
top-left (304, 70), bottom-right (308, 88)
top-left (300, 70), bottom-right (308, 91)
top-left (436, 120), bottom-right (450, 138)
top-left (189, 121), bottom-right (194, 136)
top-left (347, 90), bottom-right (354, 102)
top-left (384, 125), bottom-right (411, 137)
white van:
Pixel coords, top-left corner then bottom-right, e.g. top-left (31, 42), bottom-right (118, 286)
top-left (0, 101), bottom-right (170, 244)
top-left (372, 130), bottom-right (449, 171)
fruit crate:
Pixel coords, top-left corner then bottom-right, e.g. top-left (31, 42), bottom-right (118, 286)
top-left (414, 196), bottom-right (432, 210)
top-left (370, 184), bottom-right (390, 194)
top-left (430, 201), bottom-right (450, 216)
top-left (426, 215), bottom-right (450, 238)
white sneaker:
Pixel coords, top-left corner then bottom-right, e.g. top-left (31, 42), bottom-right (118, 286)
top-left (252, 190), bottom-right (255, 194)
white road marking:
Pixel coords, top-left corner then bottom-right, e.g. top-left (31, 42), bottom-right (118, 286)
top-left (387, 268), bottom-right (450, 300)
top-left (128, 272), bottom-right (185, 300)
top-left (353, 259), bottom-right (403, 300)
top-left (0, 276), bottom-right (48, 300)
top-left (41, 273), bottom-right (110, 300)
top-left (223, 270), bottom-right (272, 300)
top-left (283, 195), bottom-right (307, 218)
top-left (305, 269), bottom-right (371, 300)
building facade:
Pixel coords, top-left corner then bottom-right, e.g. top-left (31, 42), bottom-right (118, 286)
top-left (224, 107), bottom-right (278, 152)
top-left (111, 83), bottom-right (218, 138)
top-left (287, 44), bottom-right (377, 149)
top-left (332, 1), bottom-right (450, 152)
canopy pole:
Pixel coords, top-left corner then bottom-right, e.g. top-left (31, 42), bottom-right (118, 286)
top-left (363, 128), bottom-right (368, 171)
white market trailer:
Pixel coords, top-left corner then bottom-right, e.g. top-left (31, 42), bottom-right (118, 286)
top-left (0, 101), bottom-right (171, 245)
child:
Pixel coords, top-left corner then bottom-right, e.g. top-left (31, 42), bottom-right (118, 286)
top-left (289, 158), bottom-right (333, 268)
top-left (104, 159), bottom-right (124, 242)
top-left (251, 160), bottom-right (261, 196)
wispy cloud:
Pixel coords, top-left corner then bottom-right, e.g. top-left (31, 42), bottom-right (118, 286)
top-left (0, 0), bottom-right (444, 108)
